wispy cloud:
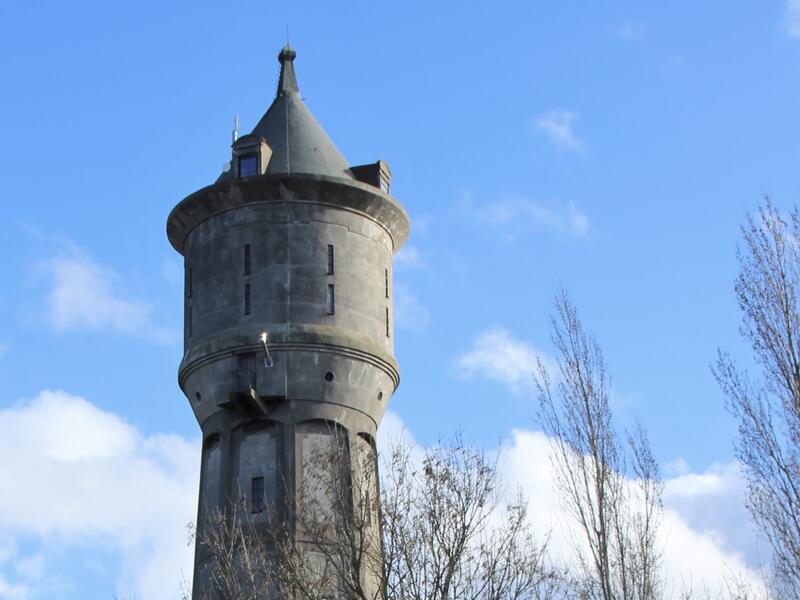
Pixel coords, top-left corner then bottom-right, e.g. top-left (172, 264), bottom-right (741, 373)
top-left (40, 247), bottom-right (179, 344)
top-left (533, 109), bottom-right (586, 154)
top-left (394, 246), bottom-right (426, 272)
top-left (612, 19), bottom-right (646, 41)
top-left (394, 282), bottom-right (431, 333)
top-left (455, 327), bottom-right (554, 393)
top-left (787, 0), bottom-right (800, 37)
top-left (474, 197), bottom-right (589, 239)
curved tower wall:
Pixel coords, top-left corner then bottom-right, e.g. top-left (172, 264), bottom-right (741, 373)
top-left (168, 171), bottom-right (408, 596)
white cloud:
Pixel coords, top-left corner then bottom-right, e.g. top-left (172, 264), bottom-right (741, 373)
top-left (787, 0), bottom-right (800, 37)
top-left (455, 327), bottom-right (554, 393)
top-left (664, 461), bottom-right (766, 568)
top-left (497, 429), bottom-right (768, 597)
top-left (477, 197), bottom-right (589, 238)
top-left (0, 393), bottom-right (769, 599)
top-left (534, 109), bottom-right (586, 154)
top-left (377, 412), bottom-right (769, 598)
top-left (613, 19), bottom-right (646, 41)
top-left (394, 282), bottom-right (431, 332)
top-left (0, 391), bottom-right (199, 599)
top-left (41, 248), bottom-right (179, 344)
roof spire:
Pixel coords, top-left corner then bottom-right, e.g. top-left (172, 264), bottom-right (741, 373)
top-left (277, 45), bottom-right (299, 97)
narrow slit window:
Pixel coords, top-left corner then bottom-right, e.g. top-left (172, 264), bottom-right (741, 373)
top-left (251, 476), bottom-right (265, 513)
top-left (187, 267), bottom-right (193, 298)
top-left (384, 268), bottom-right (389, 299)
top-left (244, 283), bottom-right (251, 315)
top-left (327, 284), bottom-right (335, 315)
top-left (244, 244), bottom-right (251, 275)
top-left (385, 306), bottom-right (390, 337)
top-left (327, 244), bottom-right (334, 275)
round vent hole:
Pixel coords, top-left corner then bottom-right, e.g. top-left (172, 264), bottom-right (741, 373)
top-left (324, 372), bottom-right (334, 382)
top-left (377, 391), bottom-right (383, 401)
top-left (195, 392), bottom-right (202, 401)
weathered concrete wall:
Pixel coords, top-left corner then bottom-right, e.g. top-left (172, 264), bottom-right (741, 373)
top-left (169, 173), bottom-right (408, 599)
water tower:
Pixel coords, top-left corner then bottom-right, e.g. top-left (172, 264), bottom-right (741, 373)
top-left (166, 45), bottom-right (409, 597)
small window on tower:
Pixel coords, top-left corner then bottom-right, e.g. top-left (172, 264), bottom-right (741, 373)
top-left (384, 268), bottom-right (389, 299)
top-left (327, 244), bottom-right (334, 275)
top-left (251, 476), bottom-right (265, 513)
top-left (238, 154), bottom-right (258, 177)
top-left (187, 267), bottom-right (192, 298)
top-left (244, 283), bottom-right (251, 315)
top-left (244, 244), bottom-right (251, 275)
top-left (386, 306), bottom-right (390, 337)
top-left (327, 284), bottom-right (335, 315)
top-left (379, 177), bottom-right (390, 193)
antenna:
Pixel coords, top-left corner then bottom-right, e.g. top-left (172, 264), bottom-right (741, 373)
top-left (232, 114), bottom-right (239, 144)
top-left (286, 25), bottom-right (290, 46)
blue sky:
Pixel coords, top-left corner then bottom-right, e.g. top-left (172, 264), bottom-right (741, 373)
top-left (1, 1), bottom-right (799, 598)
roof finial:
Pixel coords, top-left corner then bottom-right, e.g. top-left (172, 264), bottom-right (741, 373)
top-left (277, 44), bottom-right (299, 97)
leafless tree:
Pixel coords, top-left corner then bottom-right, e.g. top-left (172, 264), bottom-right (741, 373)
top-left (535, 290), bottom-right (664, 600)
top-left (189, 433), bottom-right (564, 600)
top-left (186, 501), bottom-right (280, 600)
top-left (376, 435), bottom-right (565, 600)
top-left (714, 199), bottom-right (800, 599)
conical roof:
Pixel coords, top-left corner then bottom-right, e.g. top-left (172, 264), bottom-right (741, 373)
top-left (248, 46), bottom-right (353, 179)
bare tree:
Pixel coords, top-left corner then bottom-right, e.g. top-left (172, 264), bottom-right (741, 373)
top-left (187, 501), bottom-right (279, 600)
top-left (190, 433), bottom-right (563, 600)
top-left (377, 435), bottom-right (564, 600)
top-left (535, 290), bottom-right (664, 600)
top-left (714, 199), bottom-right (800, 599)
top-left (271, 427), bottom-right (384, 600)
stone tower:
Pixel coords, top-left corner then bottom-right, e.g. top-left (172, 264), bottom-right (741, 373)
top-left (166, 45), bottom-right (409, 597)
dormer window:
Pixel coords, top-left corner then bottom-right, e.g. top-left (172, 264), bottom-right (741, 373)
top-left (239, 154), bottom-right (258, 177)
top-left (232, 135), bottom-right (272, 179)
top-left (350, 159), bottom-right (392, 193)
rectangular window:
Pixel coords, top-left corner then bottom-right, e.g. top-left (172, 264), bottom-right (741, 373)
top-left (251, 476), bottom-right (265, 513)
top-left (244, 283), bottom-right (251, 315)
top-left (327, 244), bottom-right (334, 275)
top-left (384, 268), bottom-right (389, 299)
top-left (187, 267), bottom-right (193, 298)
top-left (238, 154), bottom-right (258, 177)
top-left (386, 306), bottom-right (390, 337)
top-left (327, 284), bottom-right (335, 315)
top-left (244, 244), bottom-right (251, 275)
